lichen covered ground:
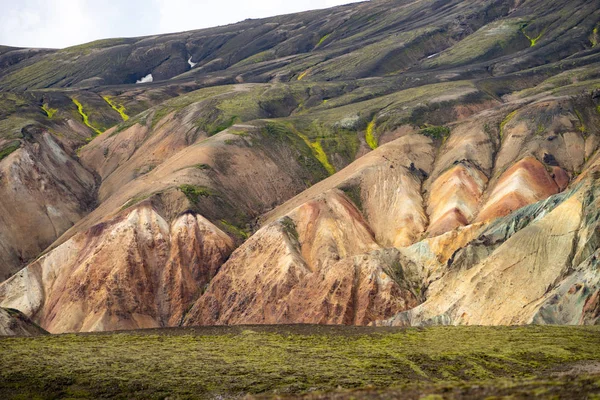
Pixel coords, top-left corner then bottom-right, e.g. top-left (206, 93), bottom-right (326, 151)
top-left (1, 325), bottom-right (599, 399)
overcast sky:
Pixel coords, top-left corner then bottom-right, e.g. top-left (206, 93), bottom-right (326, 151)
top-left (0, 0), bottom-right (365, 49)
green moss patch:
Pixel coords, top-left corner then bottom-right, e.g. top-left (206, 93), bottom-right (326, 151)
top-left (219, 219), bottom-right (250, 240)
top-left (267, 122), bottom-right (336, 175)
top-left (521, 24), bottom-right (547, 47)
top-left (41, 104), bottom-right (58, 118)
top-left (0, 141), bottom-right (20, 162)
top-left (420, 125), bottom-right (450, 140)
top-left (315, 33), bottom-right (331, 49)
top-left (365, 118), bottom-right (378, 149)
top-left (0, 326), bottom-right (599, 399)
top-left (179, 184), bottom-right (214, 203)
top-left (102, 96), bottom-right (129, 121)
top-left (72, 98), bottom-right (102, 136)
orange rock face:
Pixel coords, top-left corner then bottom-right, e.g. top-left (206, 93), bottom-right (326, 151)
top-left (184, 191), bottom-right (419, 326)
top-left (0, 207), bottom-right (233, 333)
top-left (475, 157), bottom-right (560, 223)
top-left (427, 163), bottom-right (488, 236)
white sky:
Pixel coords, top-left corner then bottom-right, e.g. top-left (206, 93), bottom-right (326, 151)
top-left (0, 0), bottom-right (365, 49)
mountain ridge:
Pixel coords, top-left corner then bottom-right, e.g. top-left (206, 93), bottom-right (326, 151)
top-left (0, 0), bottom-right (599, 334)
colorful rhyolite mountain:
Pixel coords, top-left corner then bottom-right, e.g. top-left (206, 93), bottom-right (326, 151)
top-left (0, 0), bottom-right (599, 333)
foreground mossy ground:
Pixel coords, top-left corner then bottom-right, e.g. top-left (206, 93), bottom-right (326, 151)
top-left (1, 325), bottom-right (599, 399)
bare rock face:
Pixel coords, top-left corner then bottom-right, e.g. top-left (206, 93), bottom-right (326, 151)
top-left (382, 181), bottom-right (600, 326)
top-left (184, 191), bottom-right (420, 326)
top-left (0, 131), bottom-right (96, 280)
top-left (0, 307), bottom-right (47, 336)
top-left (475, 156), bottom-right (561, 223)
top-left (427, 162), bottom-right (488, 236)
top-left (0, 206), bottom-right (233, 333)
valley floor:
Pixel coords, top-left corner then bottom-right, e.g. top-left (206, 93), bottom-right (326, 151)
top-left (1, 325), bottom-right (600, 399)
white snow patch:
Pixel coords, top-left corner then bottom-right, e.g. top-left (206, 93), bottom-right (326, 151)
top-left (136, 74), bottom-right (153, 84)
top-left (188, 57), bottom-right (197, 68)
top-left (427, 53), bottom-right (439, 59)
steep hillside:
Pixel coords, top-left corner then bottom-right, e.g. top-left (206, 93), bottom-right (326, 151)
top-left (0, 307), bottom-right (47, 336)
top-left (0, 0), bottom-right (599, 333)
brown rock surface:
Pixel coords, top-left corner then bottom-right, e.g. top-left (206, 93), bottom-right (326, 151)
top-left (0, 206), bottom-right (233, 333)
top-left (184, 190), bottom-right (420, 326)
top-left (0, 131), bottom-right (95, 280)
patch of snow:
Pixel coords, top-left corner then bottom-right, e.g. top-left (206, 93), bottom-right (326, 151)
top-left (136, 74), bottom-right (153, 84)
top-left (188, 57), bottom-right (197, 68)
top-left (427, 53), bottom-right (439, 59)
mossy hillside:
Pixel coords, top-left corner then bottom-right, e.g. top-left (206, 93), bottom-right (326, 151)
top-left (0, 51), bottom-right (125, 91)
top-left (511, 66), bottom-right (600, 99)
top-left (0, 117), bottom-right (41, 143)
top-left (318, 129), bottom-right (360, 170)
top-left (298, 80), bottom-right (480, 147)
top-left (150, 84), bottom-right (307, 130)
top-left (263, 120), bottom-right (360, 175)
top-left (219, 219), bottom-right (251, 240)
top-left (256, 122), bottom-right (330, 183)
top-left (305, 27), bottom-right (439, 81)
top-left (149, 86), bottom-right (231, 128)
top-left (1, 326), bottom-right (599, 399)
top-left (267, 82), bottom-right (479, 168)
top-left (62, 38), bottom-right (133, 55)
top-left (0, 0), bottom-right (597, 93)
top-left (422, 19), bottom-right (529, 68)
top-left (297, 0), bottom-right (528, 81)
top-left (420, 125), bottom-right (451, 141)
top-left (230, 50), bottom-right (278, 68)
top-left (283, 123), bottom-right (336, 175)
top-left (0, 35), bottom-right (181, 90)
top-left (307, 81), bottom-right (477, 127)
top-left (0, 92), bottom-right (29, 119)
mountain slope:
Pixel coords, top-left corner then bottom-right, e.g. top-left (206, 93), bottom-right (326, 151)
top-left (0, 0), bottom-right (599, 333)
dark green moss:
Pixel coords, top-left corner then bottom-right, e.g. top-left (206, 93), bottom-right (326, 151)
top-left (420, 125), bottom-right (450, 140)
top-left (179, 184), bottom-right (214, 203)
top-left (0, 141), bottom-right (20, 161)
